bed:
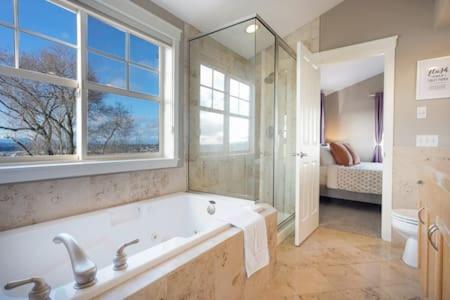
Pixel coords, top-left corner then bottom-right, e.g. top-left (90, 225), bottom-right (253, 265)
top-left (320, 145), bottom-right (382, 205)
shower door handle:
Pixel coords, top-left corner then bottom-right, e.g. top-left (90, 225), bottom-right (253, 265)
top-left (289, 152), bottom-right (308, 158)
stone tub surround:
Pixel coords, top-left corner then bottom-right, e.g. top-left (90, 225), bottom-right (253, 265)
top-left (95, 205), bottom-right (277, 300)
top-left (0, 167), bottom-right (186, 231)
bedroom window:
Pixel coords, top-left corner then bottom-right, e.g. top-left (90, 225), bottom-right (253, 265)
top-left (199, 64), bottom-right (252, 154)
top-left (0, 0), bottom-right (180, 183)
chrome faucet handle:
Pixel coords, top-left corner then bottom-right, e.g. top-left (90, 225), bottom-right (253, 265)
top-left (113, 238), bottom-right (139, 271)
top-left (4, 277), bottom-right (51, 300)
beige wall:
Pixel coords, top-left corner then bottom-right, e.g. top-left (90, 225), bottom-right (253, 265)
top-left (320, 0), bottom-right (450, 210)
top-left (325, 74), bottom-right (384, 162)
top-left (0, 1), bottom-right (191, 231)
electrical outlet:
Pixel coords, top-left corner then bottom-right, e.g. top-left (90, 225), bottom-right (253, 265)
top-left (416, 135), bottom-right (439, 147)
top-left (417, 106), bottom-right (427, 119)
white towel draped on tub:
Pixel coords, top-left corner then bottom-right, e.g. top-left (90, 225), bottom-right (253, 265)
top-left (220, 208), bottom-right (269, 277)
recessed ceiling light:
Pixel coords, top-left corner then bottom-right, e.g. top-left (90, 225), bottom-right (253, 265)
top-left (246, 24), bottom-right (259, 34)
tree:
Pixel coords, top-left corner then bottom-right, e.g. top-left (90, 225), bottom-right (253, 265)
top-left (0, 46), bottom-right (135, 156)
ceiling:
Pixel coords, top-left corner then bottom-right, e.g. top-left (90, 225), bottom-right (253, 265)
top-left (320, 55), bottom-right (385, 96)
top-left (150, 0), bottom-right (344, 37)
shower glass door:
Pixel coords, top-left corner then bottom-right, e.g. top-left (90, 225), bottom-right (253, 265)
top-left (274, 44), bottom-right (297, 226)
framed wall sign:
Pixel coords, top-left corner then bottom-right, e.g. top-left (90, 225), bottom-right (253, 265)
top-left (416, 55), bottom-right (450, 100)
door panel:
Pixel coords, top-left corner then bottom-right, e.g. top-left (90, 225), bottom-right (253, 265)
top-left (295, 43), bottom-right (321, 246)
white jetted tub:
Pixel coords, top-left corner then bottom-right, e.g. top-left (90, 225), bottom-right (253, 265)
top-left (0, 192), bottom-right (262, 299)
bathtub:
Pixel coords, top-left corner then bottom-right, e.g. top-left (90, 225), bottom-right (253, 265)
top-left (0, 192), bottom-right (263, 299)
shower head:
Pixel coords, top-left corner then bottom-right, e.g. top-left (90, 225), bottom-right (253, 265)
top-left (264, 72), bottom-right (275, 84)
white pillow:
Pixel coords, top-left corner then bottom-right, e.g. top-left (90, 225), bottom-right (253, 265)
top-left (320, 147), bottom-right (336, 166)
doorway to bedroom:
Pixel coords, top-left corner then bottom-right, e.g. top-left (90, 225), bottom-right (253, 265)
top-left (318, 55), bottom-right (385, 237)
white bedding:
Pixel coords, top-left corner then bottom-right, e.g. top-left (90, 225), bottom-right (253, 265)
top-left (325, 162), bottom-right (383, 195)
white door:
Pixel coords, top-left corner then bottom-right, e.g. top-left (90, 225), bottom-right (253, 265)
top-left (295, 43), bottom-right (321, 246)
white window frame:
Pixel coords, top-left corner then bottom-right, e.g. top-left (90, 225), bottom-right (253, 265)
top-left (0, 0), bottom-right (181, 184)
top-left (198, 64), bottom-right (254, 156)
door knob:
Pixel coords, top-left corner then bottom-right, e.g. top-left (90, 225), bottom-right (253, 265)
top-left (300, 152), bottom-right (308, 158)
top-left (418, 207), bottom-right (425, 225)
top-left (427, 224), bottom-right (440, 251)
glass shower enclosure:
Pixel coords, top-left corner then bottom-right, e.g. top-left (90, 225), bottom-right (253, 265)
top-left (188, 16), bottom-right (297, 227)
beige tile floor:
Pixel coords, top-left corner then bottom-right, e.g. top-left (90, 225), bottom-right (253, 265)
top-left (260, 227), bottom-right (424, 300)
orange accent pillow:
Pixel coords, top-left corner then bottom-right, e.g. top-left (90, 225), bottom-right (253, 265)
top-left (343, 143), bottom-right (361, 165)
top-left (330, 142), bottom-right (353, 166)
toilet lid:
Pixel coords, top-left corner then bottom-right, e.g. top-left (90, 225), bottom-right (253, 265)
top-left (392, 209), bottom-right (418, 223)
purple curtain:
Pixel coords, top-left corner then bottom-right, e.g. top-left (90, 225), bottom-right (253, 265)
top-left (320, 92), bottom-right (325, 144)
top-left (372, 92), bottom-right (384, 163)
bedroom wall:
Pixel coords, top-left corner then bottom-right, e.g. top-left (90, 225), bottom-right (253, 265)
top-left (320, 0), bottom-right (450, 214)
top-left (324, 74), bottom-right (384, 162)
top-left (0, 1), bottom-right (192, 231)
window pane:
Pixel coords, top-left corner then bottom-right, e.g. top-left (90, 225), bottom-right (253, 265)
top-left (20, 33), bottom-right (76, 79)
top-left (230, 97), bottom-right (239, 114)
top-left (88, 91), bottom-right (159, 155)
top-left (230, 117), bottom-right (249, 152)
top-left (88, 52), bottom-right (125, 88)
top-left (200, 65), bottom-right (212, 87)
top-left (0, 0), bottom-right (13, 24)
top-left (230, 79), bottom-right (239, 97)
top-left (239, 100), bottom-right (249, 116)
top-left (200, 110), bottom-right (223, 152)
top-left (213, 70), bottom-right (224, 91)
top-left (129, 65), bottom-right (159, 95)
top-left (0, 75), bottom-right (76, 157)
top-left (200, 86), bottom-right (212, 108)
top-left (130, 35), bottom-right (159, 69)
top-left (19, 0), bottom-right (76, 44)
top-left (88, 16), bottom-right (125, 58)
top-left (213, 90), bottom-right (224, 110)
top-left (239, 83), bottom-right (250, 100)
top-left (0, 26), bottom-right (14, 66)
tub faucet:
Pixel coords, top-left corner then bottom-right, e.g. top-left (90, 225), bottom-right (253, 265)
top-left (53, 233), bottom-right (97, 289)
top-left (4, 277), bottom-right (51, 300)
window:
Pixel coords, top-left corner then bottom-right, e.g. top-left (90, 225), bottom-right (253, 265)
top-left (0, 0), bottom-right (78, 158)
top-left (199, 64), bottom-right (252, 154)
top-left (0, 0), bottom-right (179, 182)
top-left (86, 15), bottom-right (161, 155)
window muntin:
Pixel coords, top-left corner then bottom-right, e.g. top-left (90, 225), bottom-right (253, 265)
top-left (87, 15), bottom-right (160, 97)
top-left (199, 64), bottom-right (252, 154)
top-left (0, 0), bottom-right (173, 163)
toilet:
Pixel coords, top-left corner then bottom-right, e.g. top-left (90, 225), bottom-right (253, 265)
top-left (392, 208), bottom-right (419, 268)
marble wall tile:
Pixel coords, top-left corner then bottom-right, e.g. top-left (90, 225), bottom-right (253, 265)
top-left (0, 167), bottom-right (186, 231)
